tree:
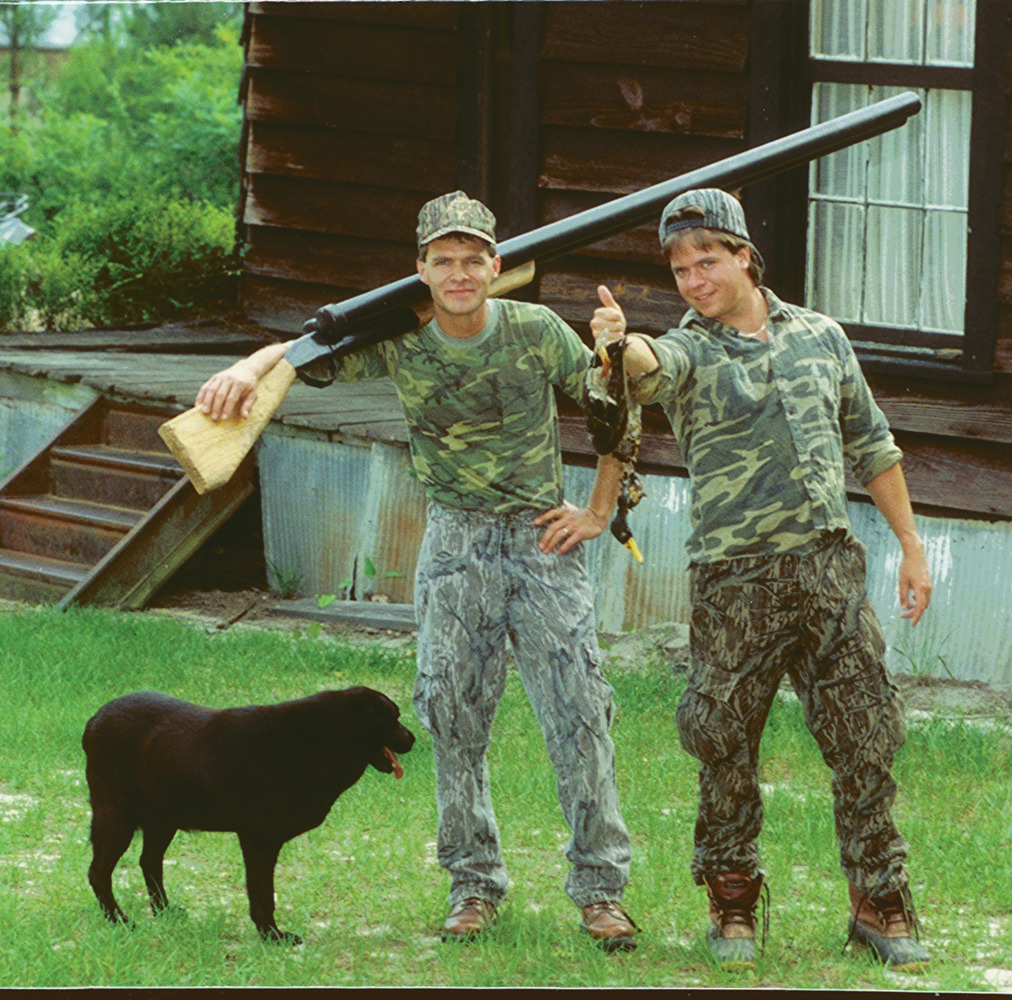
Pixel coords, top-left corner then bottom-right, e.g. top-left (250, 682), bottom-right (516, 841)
top-left (75, 1), bottom-right (244, 49)
top-left (0, 0), bottom-right (58, 122)
top-left (120, 2), bottom-right (243, 48)
top-left (73, 1), bottom-right (126, 47)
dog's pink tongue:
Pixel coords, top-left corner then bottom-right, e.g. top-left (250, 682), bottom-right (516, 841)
top-left (384, 747), bottom-right (404, 780)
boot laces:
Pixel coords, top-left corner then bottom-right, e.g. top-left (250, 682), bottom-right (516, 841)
top-left (843, 884), bottom-right (919, 955)
top-left (714, 878), bottom-right (770, 956)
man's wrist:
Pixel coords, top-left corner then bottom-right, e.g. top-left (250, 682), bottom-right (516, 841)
top-left (897, 529), bottom-right (925, 557)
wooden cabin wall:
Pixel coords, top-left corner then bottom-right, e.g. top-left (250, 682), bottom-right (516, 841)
top-left (239, 1), bottom-right (464, 331)
top-left (236, 0), bottom-right (1012, 522)
top-left (522, 0), bottom-right (751, 338)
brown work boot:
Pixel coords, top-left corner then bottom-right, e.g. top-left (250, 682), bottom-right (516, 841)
top-left (440, 896), bottom-right (497, 942)
top-left (846, 883), bottom-right (930, 972)
top-left (580, 900), bottom-right (640, 952)
top-left (704, 871), bottom-right (767, 971)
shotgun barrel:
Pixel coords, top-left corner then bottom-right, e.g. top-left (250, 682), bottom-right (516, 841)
top-left (285, 90), bottom-right (922, 372)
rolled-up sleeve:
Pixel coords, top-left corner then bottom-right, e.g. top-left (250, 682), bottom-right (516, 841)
top-left (838, 339), bottom-right (903, 485)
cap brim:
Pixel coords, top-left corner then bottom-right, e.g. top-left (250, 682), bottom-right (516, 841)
top-left (419, 225), bottom-right (496, 248)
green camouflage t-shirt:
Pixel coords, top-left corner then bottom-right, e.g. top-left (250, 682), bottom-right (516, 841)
top-left (634, 288), bottom-right (902, 562)
top-left (334, 299), bottom-right (590, 514)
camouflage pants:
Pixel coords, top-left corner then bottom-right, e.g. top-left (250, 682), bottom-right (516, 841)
top-left (413, 504), bottom-right (632, 909)
top-left (678, 530), bottom-right (910, 896)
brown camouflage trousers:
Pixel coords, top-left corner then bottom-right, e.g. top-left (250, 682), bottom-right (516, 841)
top-left (678, 530), bottom-right (911, 896)
top-left (413, 504), bottom-right (632, 909)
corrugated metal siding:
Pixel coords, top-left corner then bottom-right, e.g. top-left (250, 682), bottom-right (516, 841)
top-left (259, 435), bottom-right (1011, 685)
top-left (569, 464), bottom-right (1012, 685)
top-left (849, 504), bottom-right (1012, 687)
top-left (0, 374), bottom-right (97, 479)
top-left (357, 442), bottom-right (427, 603)
top-left (258, 431), bottom-right (427, 602)
top-left (565, 464), bottom-right (693, 631)
top-left (258, 433), bottom-right (371, 598)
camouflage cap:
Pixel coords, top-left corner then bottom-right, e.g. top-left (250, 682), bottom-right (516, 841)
top-left (658, 188), bottom-right (764, 271)
top-left (417, 190), bottom-right (497, 254)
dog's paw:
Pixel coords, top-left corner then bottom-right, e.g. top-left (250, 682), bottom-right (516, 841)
top-left (101, 908), bottom-right (136, 930)
top-left (259, 927), bottom-right (303, 946)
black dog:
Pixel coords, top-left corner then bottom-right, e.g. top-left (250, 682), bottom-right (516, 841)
top-left (82, 687), bottom-right (415, 943)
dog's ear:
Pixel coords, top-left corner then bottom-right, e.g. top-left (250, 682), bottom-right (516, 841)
top-left (346, 688), bottom-right (399, 731)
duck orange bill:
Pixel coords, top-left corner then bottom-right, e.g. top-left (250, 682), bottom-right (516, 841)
top-left (384, 747), bottom-right (405, 780)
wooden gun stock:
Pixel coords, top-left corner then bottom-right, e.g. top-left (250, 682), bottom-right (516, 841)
top-left (157, 261), bottom-right (536, 493)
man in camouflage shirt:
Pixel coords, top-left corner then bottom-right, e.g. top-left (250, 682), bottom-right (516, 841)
top-left (196, 191), bottom-right (639, 951)
top-left (590, 188), bottom-right (933, 972)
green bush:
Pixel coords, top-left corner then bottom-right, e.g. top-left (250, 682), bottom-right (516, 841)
top-left (0, 197), bottom-right (238, 332)
top-left (0, 23), bottom-right (244, 330)
top-left (55, 196), bottom-right (238, 326)
top-left (23, 241), bottom-right (99, 331)
top-left (0, 245), bottom-right (30, 329)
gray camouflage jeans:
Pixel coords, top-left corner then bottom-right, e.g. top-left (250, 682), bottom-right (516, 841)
top-left (678, 530), bottom-right (910, 897)
top-left (413, 504), bottom-right (632, 909)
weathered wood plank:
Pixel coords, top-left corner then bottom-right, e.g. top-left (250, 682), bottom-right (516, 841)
top-left (245, 70), bottom-right (457, 141)
top-left (241, 275), bottom-right (347, 333)
top-left (247, 15), bottom-right (458, 84)
top-left (872, 390), bottom-right (1012, 444)
top-left (250, 2), bottom-right (459, 29)
top-left (63, 455), bottom-right (256, 610)
top-left (541, 62), bottom-right (747, 138)
top-left (243, 176), bottom-right (422, 242)
top-left (0, 323), bottom-right (268, 354)
top-left (541, 1), bottom-right (750, 73)
top-left (1000, 237), bottom-right (1012, 302)
top-left (540, 191), bottom-right (666, 264)
top-left (246, 121), bottom-right (456, 191)
top-left (885, 432), bottom-right (1012, 517)
top-left (538, 268), bottom-right (684, 337)
top-left (244, 227), bottom-right (413, 290)
top-left (276, 596), bottom-right (418, 632)
top-left (539, 125), bottom-right (740, 194)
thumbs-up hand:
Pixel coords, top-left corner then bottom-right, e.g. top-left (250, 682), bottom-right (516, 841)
top-left (590, 285), bottom-right (627, 345)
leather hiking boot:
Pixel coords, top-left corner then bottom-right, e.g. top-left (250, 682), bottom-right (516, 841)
top-left (704, 871), bottom-right (768, 971)
top-left (580, 900), bottom-right (640, 953)
top-left (846, 883), bottom-right (930, 972)
top-left (441, 897), bottom-right (497, 942)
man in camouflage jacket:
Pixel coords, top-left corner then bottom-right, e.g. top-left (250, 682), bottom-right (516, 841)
top-left (590, 188), bottom-right (933, 972)
top-left (195, 191), bottom-right (639, 952)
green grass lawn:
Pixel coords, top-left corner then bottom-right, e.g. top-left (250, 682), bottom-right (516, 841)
top-left (0, 606), bottom-right (1009, 989)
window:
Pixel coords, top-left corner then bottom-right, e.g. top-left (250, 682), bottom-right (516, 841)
top-left (805, 0), bottom-right (1002, 378)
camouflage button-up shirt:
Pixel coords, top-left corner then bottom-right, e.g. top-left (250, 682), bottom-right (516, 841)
top-left (635, 288), bottom-right (902, 563)
top-left (334, 299), bottom-right (590, 514)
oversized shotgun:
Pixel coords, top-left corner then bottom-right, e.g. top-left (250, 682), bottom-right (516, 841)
top-left (160, 91), bottom-right (922, 493)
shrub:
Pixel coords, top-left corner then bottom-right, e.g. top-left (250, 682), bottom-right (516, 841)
top-left (53, 195), bottom-right (238, 326)
top-left (22, 241), bottom-right (99, 331)
top-left (0, 245), bottom-right (30, 329)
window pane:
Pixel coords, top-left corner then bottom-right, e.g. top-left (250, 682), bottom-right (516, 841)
top-left (920, 211), bottom-right (967, 332)
top-left (865, 206), bottom-right (922, 327)
top-left (925, 89), bottom-right (971, 208)
top-left (867, 86), bottom-right (925, 205)
top-left (926, 0), bottom-right (976, 66)
top-left (810, 83), bottom-right (866, 199)
top-left (811, 0), bottom-right (867, 59)
top-left (867, 0), bottom-right (924, 63)
top-left (806, 200), bottom-right (865, 323)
